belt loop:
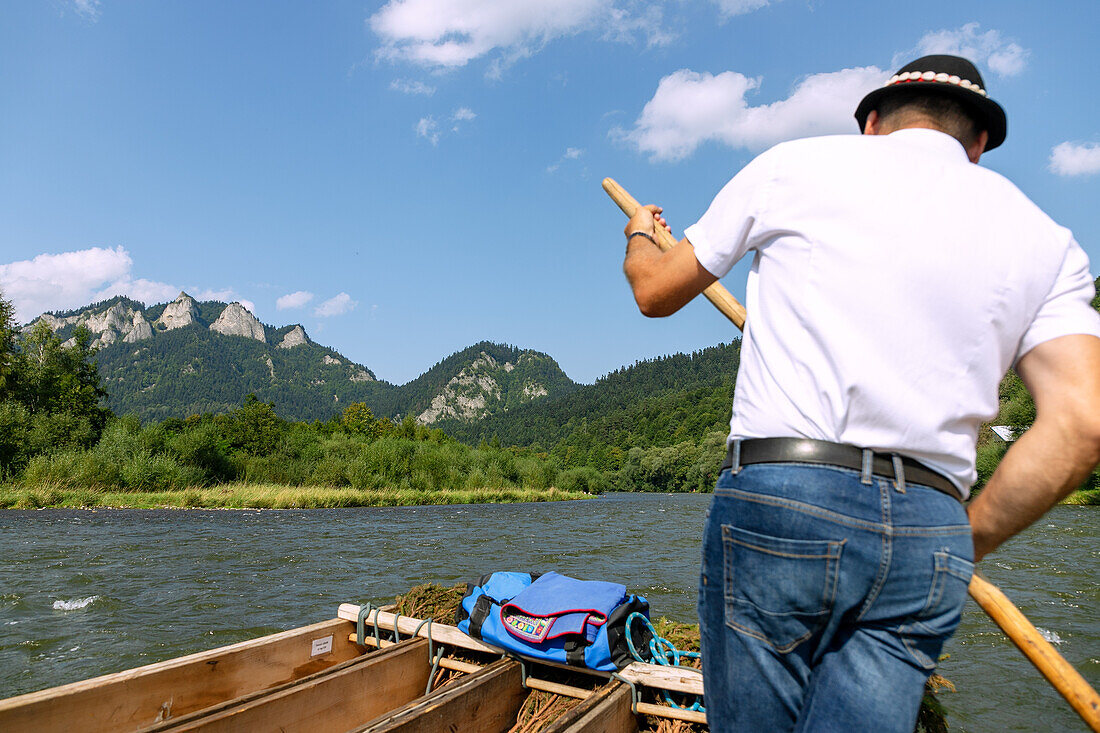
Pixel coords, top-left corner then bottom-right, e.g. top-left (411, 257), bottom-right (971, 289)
top-left (892, 454), bottom-right (907, 493)
top-left (860, 449), bottom-right (873, 485)
top-left (730, 438), bottom-right (742, 475)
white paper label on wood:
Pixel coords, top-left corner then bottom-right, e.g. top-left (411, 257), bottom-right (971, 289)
top-left (311, 635), bottom-right (333, 656)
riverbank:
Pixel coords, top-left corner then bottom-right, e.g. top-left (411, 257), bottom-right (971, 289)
top-left (0, 482), bottom-right (592, 509)
top-left (1062, 488), bottom-right (1100, 505)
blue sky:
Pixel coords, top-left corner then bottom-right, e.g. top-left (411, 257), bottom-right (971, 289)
top-left (2, 1), bottom-right (1098, 384)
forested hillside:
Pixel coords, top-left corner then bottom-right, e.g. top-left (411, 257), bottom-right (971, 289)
top-left (444, 342), bottom-right (742, 491)
top-left (97, 327), bottom-right (386, 422)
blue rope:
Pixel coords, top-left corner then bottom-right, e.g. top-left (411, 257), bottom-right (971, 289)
top-left (624, 612), bottom-right (705, 713)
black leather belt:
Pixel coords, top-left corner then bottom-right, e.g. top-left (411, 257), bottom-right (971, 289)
top-left (721, 438), bottom-right (962, 502)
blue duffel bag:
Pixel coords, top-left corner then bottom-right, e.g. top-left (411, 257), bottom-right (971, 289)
top-left (455, 570), bottom-right (650, 671)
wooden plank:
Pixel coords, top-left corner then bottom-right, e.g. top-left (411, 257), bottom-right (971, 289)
top-left (0, 618), bottom-right (361, 733)
top-left (338, 603), bottom-right (706, 695)
top-left (357, 632), bottom-right (708, 725)
top-left (151, 638), bottom-right (430, 733)
top-left (542, 682), bottom-right (639, 733)
top-left (353, 658), bottom-right (526, 733)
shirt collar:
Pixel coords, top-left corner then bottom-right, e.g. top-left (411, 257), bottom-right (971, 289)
top-left (886, 127), bottom-right (970, 162)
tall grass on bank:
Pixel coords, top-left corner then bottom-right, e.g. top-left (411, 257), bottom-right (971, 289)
top-left (0, 482), bottom-right (592, 509)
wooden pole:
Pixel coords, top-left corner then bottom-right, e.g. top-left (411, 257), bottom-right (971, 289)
top-left (602, 177), bottom-right (1100, 733)
top-left (603, 178), bottom-right (747, 329)
top-left (968, 574), bottom-right (1100, 730)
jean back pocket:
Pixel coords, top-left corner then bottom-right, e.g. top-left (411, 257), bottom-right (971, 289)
top-left (722, 524), bottom-right (844, 653)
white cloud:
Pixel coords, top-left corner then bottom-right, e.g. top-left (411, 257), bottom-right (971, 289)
top-left (416, 116), bottom-right (440, 145)
top-left (1, 246), bottom-right (133, 322)
top-left (1049, 142), bottom-right (1100, 178)
top-left (618, 66), bottom-right (883, 162)
top-left (711, 0), bottom-right (773, 19)
top-left (276, 290), bottom-right (315, 310)
top-left (0, 245), bottom-right (265, 324)
top-left (417, 108), bottom-right (476, 143)
top-left (370, 0), bottom-right (673, 74)
top-left (390, 78), bottom-right (437, 95)
top-left (314, 292), bottom-right (358, 317)
top-left (547, 146), bottom-right (585, 173)
top-left (73, 0), bottom-right (101, 20)
top-left (912, 23), bottom-right (1028, 77)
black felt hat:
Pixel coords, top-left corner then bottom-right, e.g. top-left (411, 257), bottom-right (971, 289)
top-left (854, 54), bottom-right (1006, 151)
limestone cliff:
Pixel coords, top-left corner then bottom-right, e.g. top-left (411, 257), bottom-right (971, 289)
top-left (415, 350), bottom-right (556, 424)
top-left (278, 325), bottom-right (309, 349)
top-left (33, 299), bottom-right (153, 348)
top-left (210, 303), bottom-right (266, 342)
top-left (155, 292), bottom-right (199, 331)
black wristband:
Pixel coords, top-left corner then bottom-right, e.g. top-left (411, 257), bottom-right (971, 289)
top-left (626, 231), bottom-right (657, 246)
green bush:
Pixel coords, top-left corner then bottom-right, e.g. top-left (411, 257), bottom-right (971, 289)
top-left (95, 418), bottom-right (144, 464)
top-left (120, 450), bottom-right (204, 491)
top-left (556, 466), bottom-right (609, 494)
top-left (0, 399), bottom-right (30, 475)
top-left (974, 441), bottom-right (1008, 490)
top-left (21, 450), bottom-right (119, 489)
top-left (26, 411), bottom-right (97, 454)
top-left (168, 423), bottom-right (233, 482)
top-left (309, 455), bottom-right (350, 487)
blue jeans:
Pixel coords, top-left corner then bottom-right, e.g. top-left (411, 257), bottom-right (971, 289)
top-left (698, 463), bottom-right (973, 732)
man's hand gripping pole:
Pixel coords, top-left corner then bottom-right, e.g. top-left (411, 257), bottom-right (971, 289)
top-left (603, 178), bottom-right (746, 329)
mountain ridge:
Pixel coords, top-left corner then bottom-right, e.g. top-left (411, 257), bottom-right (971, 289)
top-left (28, 295), bottom-right (576, 425)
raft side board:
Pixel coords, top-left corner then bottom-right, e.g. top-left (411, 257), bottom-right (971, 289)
top-left (139, 651), bottom-right (382, 731)
top-left (542, 682), bottom-right (639, 733)
top-left (150, 639), bottom-right (430, 733)
top-left (0, 618), bottom-right (360, 733)
top-left (352, 658), bottom-right (526, 733)
top-left (338, 603), bottom-right (705, 695)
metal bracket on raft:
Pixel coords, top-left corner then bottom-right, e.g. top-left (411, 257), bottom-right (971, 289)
top-left (611, 672), bottom-right (640, 715)
top-left (357, 605), bottom-right (444, 696)
top-left (356, 603), bottom-right (383, 648)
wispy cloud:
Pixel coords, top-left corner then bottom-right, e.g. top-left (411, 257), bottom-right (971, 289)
top-left (1049, 142), bottom-right (1100, 178)
top-left (370, 0), bottom-right (681, 76)
top-left (416, 116), bottom-right (440, 145)
top-left (390, 78), bottom-right (436, 95)
top-left (416, 107), bottom-right (476, 144)
top-left (314, 292), bottom-right (358, 317)
top-left (710, 0), bottom-right (774, 19)
top-left (547, 146), bottom-right (585, 173)
top-left (72, 0), bottom-right (101, 20)
top-left (276, 290), bottom-right (315, 310)
top-left (616, 66), bottom-right (882, 162)
top-left (910, 23), bottom-right (1028, 77)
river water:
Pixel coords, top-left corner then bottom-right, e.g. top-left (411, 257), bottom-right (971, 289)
top-left (0, 494), bottom-right (1095, 731)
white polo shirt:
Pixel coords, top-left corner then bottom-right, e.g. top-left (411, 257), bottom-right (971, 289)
top-left (684, 129), bottom-right (1100, 496)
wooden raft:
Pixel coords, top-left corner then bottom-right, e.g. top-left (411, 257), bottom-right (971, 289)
top-left (0, 608), bottom-right (707, 732)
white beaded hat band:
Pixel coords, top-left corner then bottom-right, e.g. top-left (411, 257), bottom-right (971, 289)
top-left (854, 54), bottom-right (1007, 150)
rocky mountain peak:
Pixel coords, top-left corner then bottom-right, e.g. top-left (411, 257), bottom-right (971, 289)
top-left (278, 324), bottom-right (309, 349)
top-left (415, 349), bottom-right (556, 424)
top-left (33, 298), bottom-right (153, 348)
top-left (155, 292), bottom-right (199, 331)
top-left (210, 303), bottom-right (266, 342)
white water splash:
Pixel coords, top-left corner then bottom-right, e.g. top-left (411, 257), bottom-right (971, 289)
top-left (1036, 627), bottom-right (1064, 644)
top-left (52, 596), bottom-right (100, 611)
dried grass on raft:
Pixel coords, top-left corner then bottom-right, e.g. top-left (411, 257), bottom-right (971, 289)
top-left (387, 583), bottom-right (950, 733)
